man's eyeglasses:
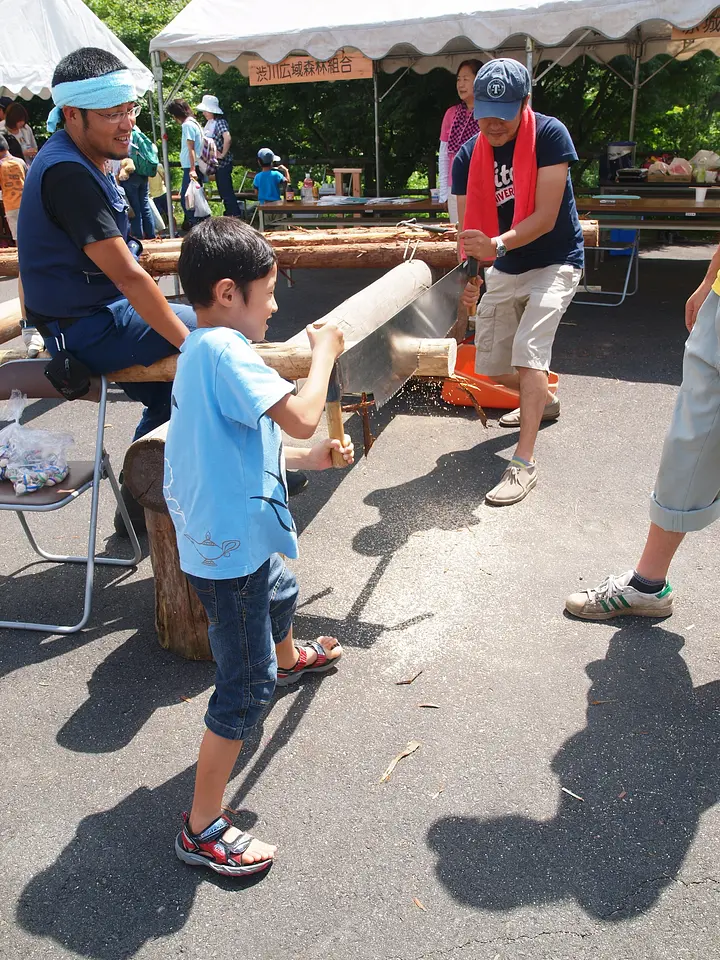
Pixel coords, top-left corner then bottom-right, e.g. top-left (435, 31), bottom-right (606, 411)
top-left (91, 104), bottom-right (142, 124)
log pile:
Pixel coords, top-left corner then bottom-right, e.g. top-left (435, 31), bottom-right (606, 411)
top-left (0, 221), bottom-right (599, 280)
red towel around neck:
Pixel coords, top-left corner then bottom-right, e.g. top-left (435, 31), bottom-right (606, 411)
top-left (463, 107), bottom-right (537, 242)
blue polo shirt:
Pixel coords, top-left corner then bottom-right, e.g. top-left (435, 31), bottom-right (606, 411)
top-left (452, 113), bottom-right (584, 275)
top-left (164, 326), bottom-right (297, 579)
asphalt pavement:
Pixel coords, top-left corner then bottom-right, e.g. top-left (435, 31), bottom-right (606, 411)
top-left (2, 249), bottom-right (720, 960)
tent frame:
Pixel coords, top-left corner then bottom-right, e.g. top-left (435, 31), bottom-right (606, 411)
top-left (150, 29), bottom-right (714, 234)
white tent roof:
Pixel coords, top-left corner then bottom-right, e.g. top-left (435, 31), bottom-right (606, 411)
top-left (1, 0), bottom-right (153, 99)
top-left (150, 0), bottom-right (720, 73)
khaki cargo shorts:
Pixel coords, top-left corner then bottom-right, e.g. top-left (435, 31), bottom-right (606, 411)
top-left (474, 263), bottom-right (581, 376)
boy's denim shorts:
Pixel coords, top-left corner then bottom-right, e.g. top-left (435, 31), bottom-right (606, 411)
top-left (187, 554), bottom-right (298, 741)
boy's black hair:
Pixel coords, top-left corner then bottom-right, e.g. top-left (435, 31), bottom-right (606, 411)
top-left (52, 47), bottom-right (126, 86)
top-left (178, 218), bottom-right (277, 308)
top-left (167, 99), bottom-right (193, 121)
top-left (0, 135), bottom-right (8, 153)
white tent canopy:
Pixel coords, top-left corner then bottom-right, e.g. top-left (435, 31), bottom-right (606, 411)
top-left (1, 0), bottom-right (152, 99)
top-left (149, 0), bottom-right (720, 235)
top-left (150, 0), bottom-right (720, 73)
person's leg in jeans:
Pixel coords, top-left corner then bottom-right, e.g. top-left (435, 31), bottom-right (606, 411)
top-left (179, 561), bottom-right (282, 874)
top-left (180, 167), bottom-right (193, 229)
top-left (122, 173), bottom-right (143, 237)
top-left (137, 176), bottom-right (156, 239)
top-left (215, 165), bottom-right (242, 217)
top-left (566, 289), bottom-right (720, 620)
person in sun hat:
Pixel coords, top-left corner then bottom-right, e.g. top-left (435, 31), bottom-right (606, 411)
top-left (196, 93), bottom-right (242, 217)
top-left (16, 46), bottom-right (198, 536)
top-left (454, 58), bottom-right (584, 506)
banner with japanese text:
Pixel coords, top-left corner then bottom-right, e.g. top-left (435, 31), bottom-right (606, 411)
top-left (672, 9), bottom-right (720, 38)
top-left (248, 51), bottom-right (373, 86)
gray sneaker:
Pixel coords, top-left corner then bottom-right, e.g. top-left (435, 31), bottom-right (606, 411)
top-left (485, 461), bottom-right (537, 506)
top-left (22, 327), bottom-right (46, 359)
top-left (499, 397), bottom-right (560, 428)
top-left (565, 570), bottom-right (674, 621)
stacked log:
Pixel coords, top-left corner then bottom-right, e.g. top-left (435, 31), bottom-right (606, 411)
top-left (0, 221), bottom-right (599, 281)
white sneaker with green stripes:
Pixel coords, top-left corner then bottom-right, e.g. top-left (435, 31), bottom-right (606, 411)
top-left (565, 569), bottom-right (674, 621)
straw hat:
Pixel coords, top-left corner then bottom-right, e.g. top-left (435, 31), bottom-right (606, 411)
top-left (196, 94), bottom-right (223, 115)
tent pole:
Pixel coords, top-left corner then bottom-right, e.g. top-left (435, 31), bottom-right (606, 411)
top-left (373, 64), bottom-right (381, 197)
top-left (525, 36), bottom-right (533, 99)
top-left (147, 89), bottom-right (157, 143)
top-left (151, 51), bottom-right (176, 248)
top-left (629, 53), bottom-right (641, 142)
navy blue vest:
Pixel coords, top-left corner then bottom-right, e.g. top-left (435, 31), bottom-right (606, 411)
top-left (18, 130), bottom-right (130, 319)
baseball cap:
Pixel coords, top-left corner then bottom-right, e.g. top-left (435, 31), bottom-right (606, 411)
top-left (0, 96), bottom-right (13, 111)
top-left (473, 59), bottom-right (531, 121)
top-left (257, 147), bottom-right (275, 164)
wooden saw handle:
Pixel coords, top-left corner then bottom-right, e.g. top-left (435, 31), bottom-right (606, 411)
top-left (325, 400), bottom-right (347, 469)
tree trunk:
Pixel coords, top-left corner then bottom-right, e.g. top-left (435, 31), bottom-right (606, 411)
top-left (145, 509), bottom-right (211, 661)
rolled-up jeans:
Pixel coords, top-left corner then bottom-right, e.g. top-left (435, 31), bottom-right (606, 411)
top-left (649, 289), bottom-right (720, 533)
top-left (41, 297), bottom-right (197, 440)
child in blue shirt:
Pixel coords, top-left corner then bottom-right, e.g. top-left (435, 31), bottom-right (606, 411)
top-left (166, 217), bottom-right (353, 877)
top-left (253, 147), bottom-right (289, 203)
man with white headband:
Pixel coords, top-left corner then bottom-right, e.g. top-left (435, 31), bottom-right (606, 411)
top-left (17, 47), bottom-right (196, 536)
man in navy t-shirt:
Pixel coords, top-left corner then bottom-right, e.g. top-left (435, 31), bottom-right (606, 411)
top-left (452, 59), bottom-right (583, 506)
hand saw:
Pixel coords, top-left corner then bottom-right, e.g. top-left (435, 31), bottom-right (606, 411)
top-left (325, 263), bottom-right (469, 466)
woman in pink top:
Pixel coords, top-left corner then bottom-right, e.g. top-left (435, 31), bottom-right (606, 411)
top-left (439, 59), bottom-right (482, 225)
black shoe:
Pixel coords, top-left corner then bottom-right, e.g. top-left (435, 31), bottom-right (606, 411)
top-left (114, 481), bottom-right (146, 538)
top-left (287, 470), bottom-right (309, 498)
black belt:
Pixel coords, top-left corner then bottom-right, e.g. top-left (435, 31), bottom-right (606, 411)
top-left (35, 316), bottom-right (82, 338)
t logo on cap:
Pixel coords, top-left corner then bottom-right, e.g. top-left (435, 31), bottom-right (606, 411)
top-left (473, 58), bottom-right (531, 121)
top-left (487, 78), bottom-right (506, 99)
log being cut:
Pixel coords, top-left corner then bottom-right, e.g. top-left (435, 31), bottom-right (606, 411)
top-left (0, 221), bottom-right (599, 280)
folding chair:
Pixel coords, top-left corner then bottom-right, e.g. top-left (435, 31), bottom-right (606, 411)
top-left (0, 359), bottom-right (142, 634)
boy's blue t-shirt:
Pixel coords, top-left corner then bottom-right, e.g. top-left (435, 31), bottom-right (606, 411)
top-left (451, 113), bottom-right (584, 275)
top-left (180, 118), bottom-right (203, 169)
top-left (164, 326), bottom-right (297, 579)
top-left (253, 169), bottom-right (285, 203)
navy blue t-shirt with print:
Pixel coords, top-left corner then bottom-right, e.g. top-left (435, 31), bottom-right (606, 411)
top-left (451, 113), bottom-right (584, 275)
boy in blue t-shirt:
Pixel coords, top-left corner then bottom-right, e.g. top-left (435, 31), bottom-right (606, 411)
top-left (166, 218), bottom-right (353, 877)
top-left (253, 147), bottom-right (289, 203)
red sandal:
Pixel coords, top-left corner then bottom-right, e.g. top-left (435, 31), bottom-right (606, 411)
top-left (276, 638), bottom-right (341, 687)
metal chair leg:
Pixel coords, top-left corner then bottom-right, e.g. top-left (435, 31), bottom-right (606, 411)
top-left (2, 458), bottom-right (142, 634)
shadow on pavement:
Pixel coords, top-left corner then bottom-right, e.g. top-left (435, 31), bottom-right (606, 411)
top-left (16, 678), bottom-right (328, 958)
top-left (352, 431), bottom-right (518, 558)
top-left (427, 625), bottom-right (720, 920)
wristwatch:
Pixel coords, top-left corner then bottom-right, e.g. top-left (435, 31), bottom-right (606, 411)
top-left (493, 237), bottom-right (507, 258)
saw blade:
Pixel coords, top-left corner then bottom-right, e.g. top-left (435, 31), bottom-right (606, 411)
top-left (335, 264), bottom-right (466, 407)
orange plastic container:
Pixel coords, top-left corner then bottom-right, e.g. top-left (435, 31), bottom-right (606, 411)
top-left (442, 344), bottom-right (559, 409)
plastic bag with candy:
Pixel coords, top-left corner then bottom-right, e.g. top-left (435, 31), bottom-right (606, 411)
top-left (0, 390), bottom-right (73, 494)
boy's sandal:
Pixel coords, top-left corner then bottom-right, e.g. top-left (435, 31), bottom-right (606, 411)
top-left (175, 813), bottom-right (274, 877)
top-left (276, 638), bottom-right (341, 687)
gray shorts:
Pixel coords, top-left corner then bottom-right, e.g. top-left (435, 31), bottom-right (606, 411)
top-left (650, 289), bottom-right (720, 533)
top-left (474, 263), bottom-right (581, 376)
